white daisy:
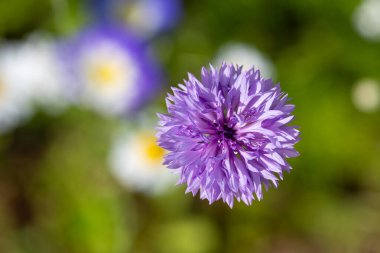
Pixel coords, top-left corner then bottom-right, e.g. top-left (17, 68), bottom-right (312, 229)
top-left (8, 35), bottom-right (69, 113)
top-left (213, 42), bottom-right (275, 79)
top-left (78, 39), bottom-right (139, 116)
top-left (352, 78), bottom-right (380, 112)
top-left (353, 0), bottom-right (380, 41)
top-left (0, 44), bottom-right (34, 133)
top-left (0, 35), bottom-right (69, 133)
top-left (109, 129), bottom-right (176, 195)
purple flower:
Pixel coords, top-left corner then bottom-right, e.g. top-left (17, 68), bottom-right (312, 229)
top-left (60, 25), bottom-right (162, 116)
top-left (157, 64), bottom-right (300, 208)
top-left (87, 0), bottom-right (182, 39)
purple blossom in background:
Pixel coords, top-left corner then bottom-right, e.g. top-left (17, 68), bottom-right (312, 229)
top-left (157, 64), bottom-right (300, 208)
top-left (61, 25), bottom-right (162, 116)
top-left (87, 0), bottom-right (182, 39)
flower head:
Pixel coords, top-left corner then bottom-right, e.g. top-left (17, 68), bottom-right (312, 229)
top-left (109, 127), bottom-right (176, 195)
top-left (157, 64), bottom-right (300, 207)
top-left (353, 0), bottom-right (380, 41)
top-left (87, 0), bottom-right (182, 39)
top-left (61, 25), bottom-right (162, 116)
top-left (0, 34), bottom-right (66, 132)
top-left (352, 78), bottom-right (380, 112)
top-left (12, 35), bottom-right (68, 112)
top-left (0, 45), bottom-right (33, 133)
top-left (119, 0), bottom-right (182, 38)
top-left (214, 42), bottom-right (275, 79)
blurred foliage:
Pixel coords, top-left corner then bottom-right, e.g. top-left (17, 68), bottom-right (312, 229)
top-left (1, 0), bottom-right (380, 252)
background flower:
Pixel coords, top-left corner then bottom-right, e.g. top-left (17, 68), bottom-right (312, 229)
top-left (87, 0), bottom-right (182, 39)
top-left (61, 25), bottom-right (162, 116)
top-left (0, 44), bottom-right (34, 132)
top-left (12, 35), bottom-right (68, 113)
top-left (213, 42), bottom-right (275, 79)
top-left (353, 0), bottom-right (380, 41)
top-left (109, 127), bottom-right (176, 194)
top-left (352, 78), bottom-right (380, 112)
top-left (0, 34), bottom-right (67, 132)
top-left (158, 64), bottom-right (299, 207)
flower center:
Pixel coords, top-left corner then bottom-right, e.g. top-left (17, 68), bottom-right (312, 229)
top-left (138, 134), bottom-right (165, 165)
top-left (89, 61), bottom-right (122, 88)
top-left (0, 79), bottom-right (3, 98)
top-left (222, 124), bottom-right (236, 140)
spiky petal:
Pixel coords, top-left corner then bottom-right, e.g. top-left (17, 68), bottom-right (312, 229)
top-left (157, 63), bottom-right (300, 208)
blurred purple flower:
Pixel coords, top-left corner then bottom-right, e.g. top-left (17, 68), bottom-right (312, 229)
top-left (87, 0), bottom-right (182, 39)
top-left (157, 64), bottom-right (300, 208)
top-left (61, 25), bottom-right (162, 116)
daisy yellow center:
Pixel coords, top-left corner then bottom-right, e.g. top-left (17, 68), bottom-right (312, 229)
top-left (89, 61), bottom-right (122, 88)
top-left (0, 79), bottom-right (3, 98)
top-left (123, 3), bottom-right (142, 25)
top-left (138, 134), bottom-right (165, 165)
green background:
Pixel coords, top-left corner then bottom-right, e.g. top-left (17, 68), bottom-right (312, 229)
top-left (1, 0), bottom-right (380, 252)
